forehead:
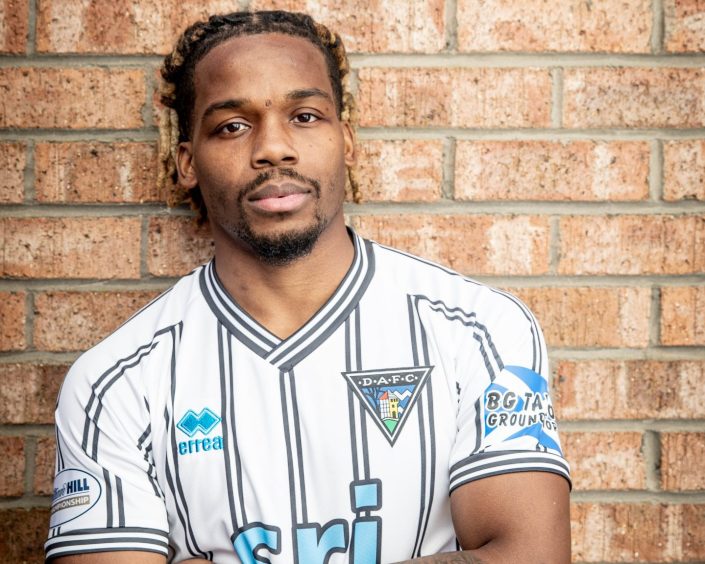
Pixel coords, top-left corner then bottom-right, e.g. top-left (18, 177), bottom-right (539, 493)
top-left (192, 33), bottom-right (333, 105)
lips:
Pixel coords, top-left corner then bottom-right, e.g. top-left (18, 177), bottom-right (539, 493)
top-left (246, 182), bottom-right (312, 213)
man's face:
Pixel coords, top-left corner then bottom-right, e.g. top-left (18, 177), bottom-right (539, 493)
top-left (177, 33), bottom-right (355, 265)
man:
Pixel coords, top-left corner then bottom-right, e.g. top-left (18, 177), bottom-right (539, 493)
top-left (46, 10), bottom-right (571, 564)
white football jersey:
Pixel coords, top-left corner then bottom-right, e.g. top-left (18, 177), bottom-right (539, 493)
top-left (46, 230), bottom-right (570, 563)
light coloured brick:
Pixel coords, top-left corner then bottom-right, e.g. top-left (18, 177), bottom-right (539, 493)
top-left (34, 142), bottom-right (161, 203)
top-left (147, 217), bottom-right (214, 277)
top-left (33, 291), bottom-right (160, 352)
top-left (0, 68), bottom-right (145, 129)
top-left (661, 433), bottom-right (705, 491)
top-left (514, 287), bottom-right (651, 348)
top-left (0, 436), bottom-right (24, 496)
top-left (351, 214), bottom-right (550, 276)
top-left (33, 437), bottom-right (55, 496)
top-left (455, 141), bottom-right (649, 201)
top-left (0, 217), bottom-right (141, 279)
top-left (661, 286), bottom-right (705, 346)
top-left (357, 68), bottom-right (552, 128)
top-left (0, 0), bottom-right (28, 53)
top-left (0, 363), bottom-right (67, 424)
top-left (553, 360), bottom-right (705, 420)
top-left (561, 432), bottom-right (646, 491)
top-left (571, 503), bottom-right (705, 562)
top-left (664, 140), bottom-right (705, 201)
top-left (0, 142), bottom-right (26, 203)
top-left (356, 140), bottom-right (443, 202)
top-left (564, 68), bottom-right (705, 128)
top-left (252, 0), bottom-right (445, 53)
top-left (558, 215), bottom-right (705, 275)
top-left (0, 292), bottom-right (25, 351)
top-left (458, 0), bottom-right (651, 53)
top-left (0, 508), bottom-right (51, 563)
top-left (36, 0), bottom-right (238, 54)
top-left (665, 0), bottom-right (705, 52)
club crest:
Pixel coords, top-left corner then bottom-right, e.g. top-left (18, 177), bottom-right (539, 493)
top-left (343, 366), bottom-right (433, 445)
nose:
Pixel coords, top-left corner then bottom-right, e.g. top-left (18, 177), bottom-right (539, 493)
top-left (251, 117), bottom-right (298, 168)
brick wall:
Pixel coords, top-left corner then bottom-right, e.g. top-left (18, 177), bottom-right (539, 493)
top-left (1, 0), bottom-right (704, 562)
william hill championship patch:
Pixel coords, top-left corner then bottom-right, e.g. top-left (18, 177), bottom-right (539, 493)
top-left (343, 366), bottom-right (433, 446)
top-left (50, 468), bottom-right (102, 527)
top-left (480, 365), bottom-right (562, 454)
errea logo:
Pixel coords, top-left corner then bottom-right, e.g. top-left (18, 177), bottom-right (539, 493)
top-left (176, 407), bottom-right (223, 456)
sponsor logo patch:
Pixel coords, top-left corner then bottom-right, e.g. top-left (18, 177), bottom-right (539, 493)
top-left (176, 407), bottom-right (223, 456)
top-left (343, 367), bottom-right (433, 445)
top-left (50, 468), bottom-right (101, 527)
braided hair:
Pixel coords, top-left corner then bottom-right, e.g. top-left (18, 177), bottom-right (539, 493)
top-left (158, 10), bottom-right (360, 222)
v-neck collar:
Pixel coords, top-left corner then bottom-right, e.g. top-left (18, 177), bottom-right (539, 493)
top-left (199, 229), bottom-right (375, 371)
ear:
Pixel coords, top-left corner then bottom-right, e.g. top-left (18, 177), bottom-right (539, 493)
top-left (176, 141), bottom-right (199, 189)
top-left (342, 121), bottom-right (356, 167)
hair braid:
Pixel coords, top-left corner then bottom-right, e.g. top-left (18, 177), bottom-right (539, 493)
top-left (157, 11), bottom-right (360, 222)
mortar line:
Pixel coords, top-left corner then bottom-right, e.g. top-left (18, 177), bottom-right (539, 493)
top-left (26, 0), bottom-right (37, 55)
top-left (441, 137), bottom-right (456, 200)
top-left (643, 430), bottom-right (662, 491)
top-left (142, 61), bottom-right (158, 128)
top-left (549, 216), bottom-right (560, 275)
top-left (24, 139), bottom-right (36, 202)
top-left (24, 435), bottom-right (37, 497)
top-left (651, 0), bottom-right (665, 54)
top-left (649, 139), bottom-right (664, 202)
top-left (551, 68), bottom-right (563, 129)
top-left (25, 291), bottom-right (35, 351)
top-left (445, 0), bottom-right (458, 52)
top-left (139, 215), bottom-right (149, 279)
top-left (650, 286), bottom-right (662, 348)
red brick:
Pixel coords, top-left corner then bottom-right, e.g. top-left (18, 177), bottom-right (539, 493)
top-left (571, 503), bottom-right (705, 562)
top-left (34, 142), bottom-right (161, 203)
top-left (553, 360), bottom-right (705, 420)
top-left (558, 215), bottom-right (705, 275)
top-left (0, 291), bottom-right (26, 351)
top-left (351, 214), bottom-right (550, 275)
top-left (34, 291), bottom-right (159, 351)
top-left (357, 68), bottom-right (551, 128)
top-left (513, 287), bottom-right (651, 348)
top-left (661, 433), bottom-right (705, 491)
top-left (661, 287), bottom-right (705, 346)
top-left (665, 0), bottom-right (705, 52)
top-left (0, 0), bottom-right (28, 53)
top-left (664, 140), bottom-right (705, 201)
top-left (0, 217), bottom-right (141, 279)
top-left (356, 140), bottom-right (443, 202)
top-left (0, 508), bottom-right (50, 563)
top-left (251, 0), bottom-right (445, 53)
top-left (0, 142), bottom-right (26, 203)
top-left (148, 217), bottom-right (213, 277)
top-left (0, 68), bottom-right (145, 129)
top-left (0, 436), bottom-right (25, 496)
top-left (33, 437), bottom-right (55, 496)
top-left (564, 68), bottom-right (705, 128)
top-left (36, 0), bottom-right (238, 54)
top-left (458, 0), bottom-right (651, 53)
top-left (562, 432), bottom-right (646, 491)
top-left (0, 363), bottom-right (67, 424)
top-left (455, 141), bottom-right (649, 201)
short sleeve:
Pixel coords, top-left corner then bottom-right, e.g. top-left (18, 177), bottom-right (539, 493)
top-left (45, 355), bottom-right (170, 561)
top-left (448, 294), bottom-right (571, 494)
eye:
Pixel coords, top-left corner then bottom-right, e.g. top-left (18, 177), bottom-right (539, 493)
top-left (292, 112), bottom-right (319, 124)
top-left (218, 122), bottom-right (249, 135)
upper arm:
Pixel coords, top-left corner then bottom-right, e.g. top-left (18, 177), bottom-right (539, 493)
top-left (451, 471), bottom-right (571, 563)
top-left (52, 551), bottom-right (167, 564)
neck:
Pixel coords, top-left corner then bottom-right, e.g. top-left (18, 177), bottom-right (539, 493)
top-left (210, 216), bottom-right (355, 339)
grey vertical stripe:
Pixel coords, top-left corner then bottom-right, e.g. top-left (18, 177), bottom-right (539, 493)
top-left (103, 468), bottom-right (113, 528)
top-left (279, 371), bottom-right (299, 527)
top-left (289, 370), bottom-right (308, 524)
top-left (116, 476), bottom-right (125, 527)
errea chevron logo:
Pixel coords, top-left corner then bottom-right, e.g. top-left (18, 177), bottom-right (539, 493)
top-left (177, 408), bottom-right (221, 437)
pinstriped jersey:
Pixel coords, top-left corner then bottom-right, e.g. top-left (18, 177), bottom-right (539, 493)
top-left (46, 230), bottom-right (570, 563)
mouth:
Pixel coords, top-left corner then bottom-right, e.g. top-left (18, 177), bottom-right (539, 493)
top-left (246, 182), bottom-right (313, 214)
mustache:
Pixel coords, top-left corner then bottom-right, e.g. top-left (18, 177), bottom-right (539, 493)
top-left (240, 168), bottom-right (321, 198)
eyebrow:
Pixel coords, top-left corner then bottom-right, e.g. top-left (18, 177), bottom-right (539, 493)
top-left (202, 98), bottom-right (249, 121)
top-left (201, 88), bottom-right (333, 122)
top-left (286, 88), bottom-right (333, 103)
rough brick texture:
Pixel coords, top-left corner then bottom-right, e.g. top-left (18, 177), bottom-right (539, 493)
top-left (1, 217), bottom-right (141, 279)
top-left (0, 0), bottom-right (28, 53)
top-left (0, 508), bottom-right (50, 563)
top-left (661, 433), bottom-right (705, 491)
top-left (357, 68), bottom-right (552, 128)
top-left (351, 214), bottom-right (550, 275)
top-left (563, 68), bottom-right (705, 128)
top-left (34, 142), bottom-right (161, 203)
top-left (148, 217), bottom-right (214, 277)
top-left (664, 140), bottom-right (705, 201)
top-left (665, 0), bottom-right (705, 52)
top-left (661, 287), bottom-right (705, 346)
top-left (0, 363), bottom-right (68, 424)
top-left (553, 360), bottom-right (705, 420)
top-left (33, 437), bottom-right (55, 496)
top-left (33, 291), bottom-right (160, 352)
top-left (0, 291), bottom-right (26, 351)
top-left (558, 215), bottom-right (705, 275)
top-left (0, 436), bottom-right (25, 497)
top-left (0, 68), bottom-right (145, 129)
top-left (252, 0), bottom-right (445, 53)
top-left (455, 141), bottom-right (649, 201)
top-left (458, 0), bottom-right (651, 53)
top-left (513, 287), bottom-right (651, 348)
top-left (0, 142), bottom-right (26, 203)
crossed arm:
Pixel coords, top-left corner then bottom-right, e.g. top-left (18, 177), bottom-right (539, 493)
top-left (52, 471), bottom-right (570, 564)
